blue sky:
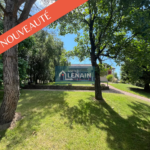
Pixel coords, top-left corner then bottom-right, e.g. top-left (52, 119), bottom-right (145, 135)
top-left (57, 33), bottom-right (121, 79)
top-left (32, 1), bottom-right (121, 79)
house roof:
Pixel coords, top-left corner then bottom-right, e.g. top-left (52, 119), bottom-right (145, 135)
top-left (70, 64), bottom-right (115, 69)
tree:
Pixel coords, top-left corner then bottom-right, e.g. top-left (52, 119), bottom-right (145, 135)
top-left (18, 36), bottom-right (35, 86)
top-left (0, 0), bottom-right (54, 127)
top-left (27, 30), bottom-right (69, 84)
top-left (100, 63), bottom-right (111, 76)
top-left (106, 74), bottom-right (113, 82)
top-left (114, 72), bottom-right (118, 80)
top-left (119, 39), bottom-right (150, 91)
top-left (51, 0), bottom-right (150, 100)
top-left (120, 65), bottom-right (130, 83)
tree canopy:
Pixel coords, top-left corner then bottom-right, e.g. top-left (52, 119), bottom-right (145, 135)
top-left (51, 0), bottom-right (150, 100)
top-left (119, 39), bottom-right (150, 91)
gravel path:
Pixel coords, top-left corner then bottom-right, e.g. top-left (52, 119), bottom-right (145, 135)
top-left (103, 84), bottom-right (150, 103)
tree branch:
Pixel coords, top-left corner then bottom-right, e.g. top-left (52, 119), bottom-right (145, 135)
top-left (96, 0), bottom-right (114, 56)
top-left (101, 0), bottom-right (114, 38)
top-left (82, 18), bottom-right (90, 26)
top-left (18, 0), bottom-right (26, 6)
top-left (18, 0), bottom-right (36, 24)
top-left (18, 8), bottom-right (32, 17)
top-left (100, 31), bottom-right (140, 59)
top-left (76, 7), bottom-right (90, 26)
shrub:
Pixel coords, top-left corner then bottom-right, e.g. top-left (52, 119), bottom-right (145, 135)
top-left (106, 74), bottom-right (113, 82)
top-left (135, 81), bottom-right (144, 87)
top-left (120, 80), bottom-right (126, 83)
top-left (112, 77), bottom-right (118, 83)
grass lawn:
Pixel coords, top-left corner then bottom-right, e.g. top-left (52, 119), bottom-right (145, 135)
top-left (39, 81), bottom-right (94, 86)
top-left (0, 91), bottom-right (150, 150)
top-left (39, 81), bottom-right (108, 86)
top-left (109, 83), bottom-right (150, 99)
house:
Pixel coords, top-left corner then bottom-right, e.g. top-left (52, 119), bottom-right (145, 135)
top-left (57, 64), bottom-right (94, 82)
top-left (56, 64), bottom-right (115, 82)
top-left (101, 64), bottom-right (115, 82)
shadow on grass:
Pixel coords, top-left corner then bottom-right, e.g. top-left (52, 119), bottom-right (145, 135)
top-left (0, 91), bottom-right (7, 142)
top-left (62, 96), bottom-right (150, 150)
top-left (0, 90), bottom-right (68, 149)
top-left (0, 91), bottom-right (150, 150)
top-left (128, 87), bottom-right (150, 99)
top-left (103, 88), bottom-right (125, 94)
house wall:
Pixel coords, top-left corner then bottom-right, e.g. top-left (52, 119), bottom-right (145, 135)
top-left (100, 76), bottom-right (107, 81)
top-left (100, 69), bottom-right (115, 82)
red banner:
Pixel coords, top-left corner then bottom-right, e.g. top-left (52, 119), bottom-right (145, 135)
top-left (0, 0), bottom-right (88, 54)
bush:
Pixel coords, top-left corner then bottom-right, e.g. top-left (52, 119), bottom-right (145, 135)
top-left (120, 80), bottom-right (126, 83)
top-left (135, 81), bottom-right (144, 87)
top-left (106, 74), bottom-right (113, 82)
top-left (112, 77), bottom-right (118, 83)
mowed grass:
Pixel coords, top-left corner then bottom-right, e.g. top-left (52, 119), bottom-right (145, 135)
top-left (39, 81), bottom-right (108, 86)
top-left (40, 81), bottom-right (94, 86)
top-left (0, 91), bottom-right (150, 150)
top-left (109, 83), bottom-right (150, 99)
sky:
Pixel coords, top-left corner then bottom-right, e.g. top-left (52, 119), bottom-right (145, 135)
top-left (58, 33), bottom-right (121, 79)
top-left (34, 0), bottom-right (121, 79)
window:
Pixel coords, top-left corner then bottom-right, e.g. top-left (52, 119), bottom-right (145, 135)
top-left (108, 70), bottom-right (111, 74)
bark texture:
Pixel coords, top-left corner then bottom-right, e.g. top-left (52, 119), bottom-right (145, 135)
top-left (91, 54), bottom-right (104, 101)
top-left (94, 65), bottom-right (104, 100)
top-left (0, 0), bottom-right (37, 126)
top-left (0, 1), bottom-right (19, 125)
top-left (89, 20), bottom-right (104, 101)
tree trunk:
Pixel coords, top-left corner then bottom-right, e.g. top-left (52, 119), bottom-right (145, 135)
top-left (95, 65), bottom-right (104, 100)
top-left (90, 52), bottom-right (104, 101)
top-left (0, 2), bottom-right (19, 125)
top-left (35, 78), bottom-right (38, 84)
top-left (144, 83), bottom-right (149, 92)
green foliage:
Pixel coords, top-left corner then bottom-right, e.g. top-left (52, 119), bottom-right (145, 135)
top-left (18, 36), bottom-right (35, 86)
top-left (0, 29), bottom-right (70, 86)
top-left (106, 74), bottom-right (114, 82)
top-left (109, 83), bottom-right (150, 98)
top-left (0, 55), bottom-right (3, 87)
top-left (50, 0), bottom-right (150, 98)
top-left (18, 58), bottom-right (29, 87)
top-left (118, 39), bottom-right (150, 90)
top-left (100, 63), bottom-right (112, 76)
top-left (135, 80), bottom-right (144, 88)
top-left (0, 20), bottom-right (3, 34)
top-left (50, 0), bottom-right (150, 63)
top-left (27, 30), bottom-right (70, 83)
top-left (114, 72), bottom-right (118, 79)
top-left (120, 65), bottom-right (130, 83)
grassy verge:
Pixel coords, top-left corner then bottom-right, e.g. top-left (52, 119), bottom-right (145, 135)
top-left (38, 81), bottom-right (108, 87)
top-left (0, 91), bottom-right (150, 150)
top-left (39, 81), bottom-right (94, 86)
top-left (109, 83), bottom-right (150, 99)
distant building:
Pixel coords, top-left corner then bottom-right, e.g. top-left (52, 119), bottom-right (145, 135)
top-left (56, 64), bottom-right (95, 82)
top-left (70, 64), bottom-right (115, 82)
top-left (56, 64), bottom-right (115, 82)
top-left (101, 66), bottom-right (115, 82)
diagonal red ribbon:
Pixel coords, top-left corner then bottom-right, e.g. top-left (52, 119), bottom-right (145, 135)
top-left (0, 0), bottom-right (88, 54)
